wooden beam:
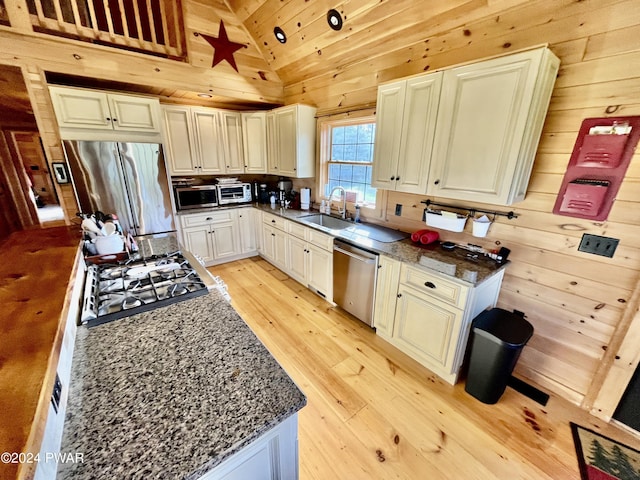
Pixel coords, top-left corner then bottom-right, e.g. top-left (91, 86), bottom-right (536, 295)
top-left (0, 27), bottom-right (283, 104)
top-left (585, 280), bottom-right (640, 420)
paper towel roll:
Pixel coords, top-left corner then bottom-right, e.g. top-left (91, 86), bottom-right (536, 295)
top-left (300, 188), bottom-right (310, 210)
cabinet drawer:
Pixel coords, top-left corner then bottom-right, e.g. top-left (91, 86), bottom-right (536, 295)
top-left (400, 264), bottom-right (468, 308)
top-left (287, 221), bottom-right (307, 240)
top-left (306, 229), bottom-right (334, 251)
top-left (180, 210), bottom-right (235, 227)
top-left (262, 212), bottom-right (286, 230)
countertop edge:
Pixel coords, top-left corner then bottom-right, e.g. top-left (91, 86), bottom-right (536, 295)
top-left (17, 241), bottom-right (84, 480)
top-left (253, 204), bottom-right (508, 287)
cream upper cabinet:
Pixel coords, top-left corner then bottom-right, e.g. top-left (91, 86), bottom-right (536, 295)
top-left (242, 111), bottom-right (268, 173)
top-left (191, 107), bottom-right (225, 174)
top-left (427, 47), bottom-right (560, 205)
top-left (219, 111), bottom-right (245, 174)
top-left (49, 86), bottom-right (161, 135)
top-left (162, 105), bottom-right (199, 175)
top-left (163, 105), bottom-right (245, 176)
top-left (372, 72), bottom-right (442, 194)
top-left (267, 104), bottom-right (316, 178)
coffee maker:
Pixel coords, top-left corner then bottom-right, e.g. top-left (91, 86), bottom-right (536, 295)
top-left (277, 178), bottom-right (292, 206)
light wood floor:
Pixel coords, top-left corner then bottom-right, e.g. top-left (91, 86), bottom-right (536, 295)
top-left (212, 257), bottom-right (640, 480)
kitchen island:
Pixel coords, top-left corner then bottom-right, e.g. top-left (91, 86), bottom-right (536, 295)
top-left (58, 289), bottom-right (306, 479)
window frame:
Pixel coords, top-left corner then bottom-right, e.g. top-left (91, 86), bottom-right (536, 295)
top-left (317, 111), bottom-right (382, 215)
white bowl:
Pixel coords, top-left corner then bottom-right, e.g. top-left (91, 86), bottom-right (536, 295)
top-left (94, 234), bottom-right (124, 255)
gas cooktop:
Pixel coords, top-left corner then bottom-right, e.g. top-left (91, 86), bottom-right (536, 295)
top-left (81, 251), bottom-right (208, 327)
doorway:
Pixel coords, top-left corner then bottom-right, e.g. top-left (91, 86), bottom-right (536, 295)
top-left (8, 130), bottom-right (64, 224)
top-left (0, 64), bottom-right (66, 230)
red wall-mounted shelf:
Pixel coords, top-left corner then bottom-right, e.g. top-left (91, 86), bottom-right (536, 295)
top-left (552, 116), bottom-right (640, 221)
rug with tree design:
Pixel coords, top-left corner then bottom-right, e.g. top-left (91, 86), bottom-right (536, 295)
top-left (571, 422), bottom-right (640, 480)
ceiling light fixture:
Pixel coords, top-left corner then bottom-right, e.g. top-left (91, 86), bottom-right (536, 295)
top-left (197, 93), bottom-right (213, 98)
top-left (327, 9), bottom-right (343, 31)
top-left (274, 27), bottom-right (287, 44)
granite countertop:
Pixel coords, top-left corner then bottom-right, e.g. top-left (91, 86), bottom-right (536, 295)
top-left (254, 204), bottom-right (508, 286)
top-left (58, 291), bottom-right (306, 480)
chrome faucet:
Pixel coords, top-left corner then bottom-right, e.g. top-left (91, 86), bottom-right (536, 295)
top-left (329, 186), bottom-right (347, 219)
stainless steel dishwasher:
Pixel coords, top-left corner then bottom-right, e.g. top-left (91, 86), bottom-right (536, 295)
top-left (333, 239), bottom-right (379, 327)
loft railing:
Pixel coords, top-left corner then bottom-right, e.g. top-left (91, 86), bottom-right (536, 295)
top-left (22, 0), bottom-right (186, 60)
top-left (0, 1), bottom-right (9, 25)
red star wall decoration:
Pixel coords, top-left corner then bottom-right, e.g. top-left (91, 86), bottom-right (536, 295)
top-left (199, 20), bottom-right (246, 72)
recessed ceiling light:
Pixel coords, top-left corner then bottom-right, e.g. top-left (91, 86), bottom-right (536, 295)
top-left (274, 27), bottom-right (287, 44)
top-left (327, 9), bottom-right (343, 31)
top-left (198, 93), bottom-right (213, 98)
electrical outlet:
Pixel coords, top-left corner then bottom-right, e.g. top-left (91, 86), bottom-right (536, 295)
top-left (395, 204), bottom-right (402, 216)
top-left (578, 234), bottom-right (619, 258)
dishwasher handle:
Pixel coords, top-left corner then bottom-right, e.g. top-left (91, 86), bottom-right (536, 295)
top-left (334, 245), bottom-right (377, 264)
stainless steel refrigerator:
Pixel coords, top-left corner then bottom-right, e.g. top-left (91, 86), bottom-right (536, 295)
top-left (63, 140), bottom-right (175, 237)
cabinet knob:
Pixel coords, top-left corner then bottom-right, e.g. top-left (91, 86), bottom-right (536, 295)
top-left (396, 177), bottom-right (400, 181)
top-left (206, 217), bottom-right (212, 221)
top-left (397, 293), bottom-right (402, 298)
top-left (272, 219), bottom-right (276, 223)
top-left (112, 118), bottom-right (118, 122)
top-left (377, 265), bottom-right (382, 269)
top-left (106, 117), bottom-right (111, 121)
top-left (434, 179), bottom-right (440, 185)
top-left (424, 281), bottom-right (436, 289)
top-left (271, 233), bottom-right (275, 237)
top-left (390, 176), bottom-right (395, 181)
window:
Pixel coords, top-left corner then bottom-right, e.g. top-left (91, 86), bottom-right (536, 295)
top-left (321, 117), bottom-right (377, 206)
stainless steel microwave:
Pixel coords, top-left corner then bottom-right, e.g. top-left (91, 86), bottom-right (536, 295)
top-left (216, 183), bottom-right (252, 205)
top-left (174, 185), bottom-right (218, 210)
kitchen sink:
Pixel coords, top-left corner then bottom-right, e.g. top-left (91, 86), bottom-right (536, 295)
top-left (296, 214), bottom-right (353, 230)
top-left (296, 214), bottom-right (409, 243)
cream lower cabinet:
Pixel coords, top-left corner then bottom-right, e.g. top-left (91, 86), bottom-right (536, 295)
top-left (394, 284), bottom-right (464, 374)
top-left (237, 208), bottom-right (257, 253)
top-left (198, 414), bottom-right (299, 480)
top-left (180, 208), bottom-right (256, 266)
top-left (261, 213), bottom-right (288, 270)
top-left (373, 259), bottom-right (505, 384)
top-left (372, 255), bottom-right (401, 337)
top-left (286, 222), bottom-right (333, 301)
top-left (260, 211), bottom-right (333, 302)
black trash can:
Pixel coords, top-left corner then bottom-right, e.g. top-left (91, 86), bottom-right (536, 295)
top-left (464, 308), bottom-right (534, 404)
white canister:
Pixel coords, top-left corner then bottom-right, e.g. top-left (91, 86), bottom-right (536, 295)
top-left (300, 188), bottom-right (311, 210)
top-left (472, 215), bottom-right (492, 237)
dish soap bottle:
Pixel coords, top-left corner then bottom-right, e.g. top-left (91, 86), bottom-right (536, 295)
top-left (354, 205), bottom-right (361, 223)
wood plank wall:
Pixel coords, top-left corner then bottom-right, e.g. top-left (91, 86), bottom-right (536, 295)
top-left (283, 0), bottom-right (640, 408)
